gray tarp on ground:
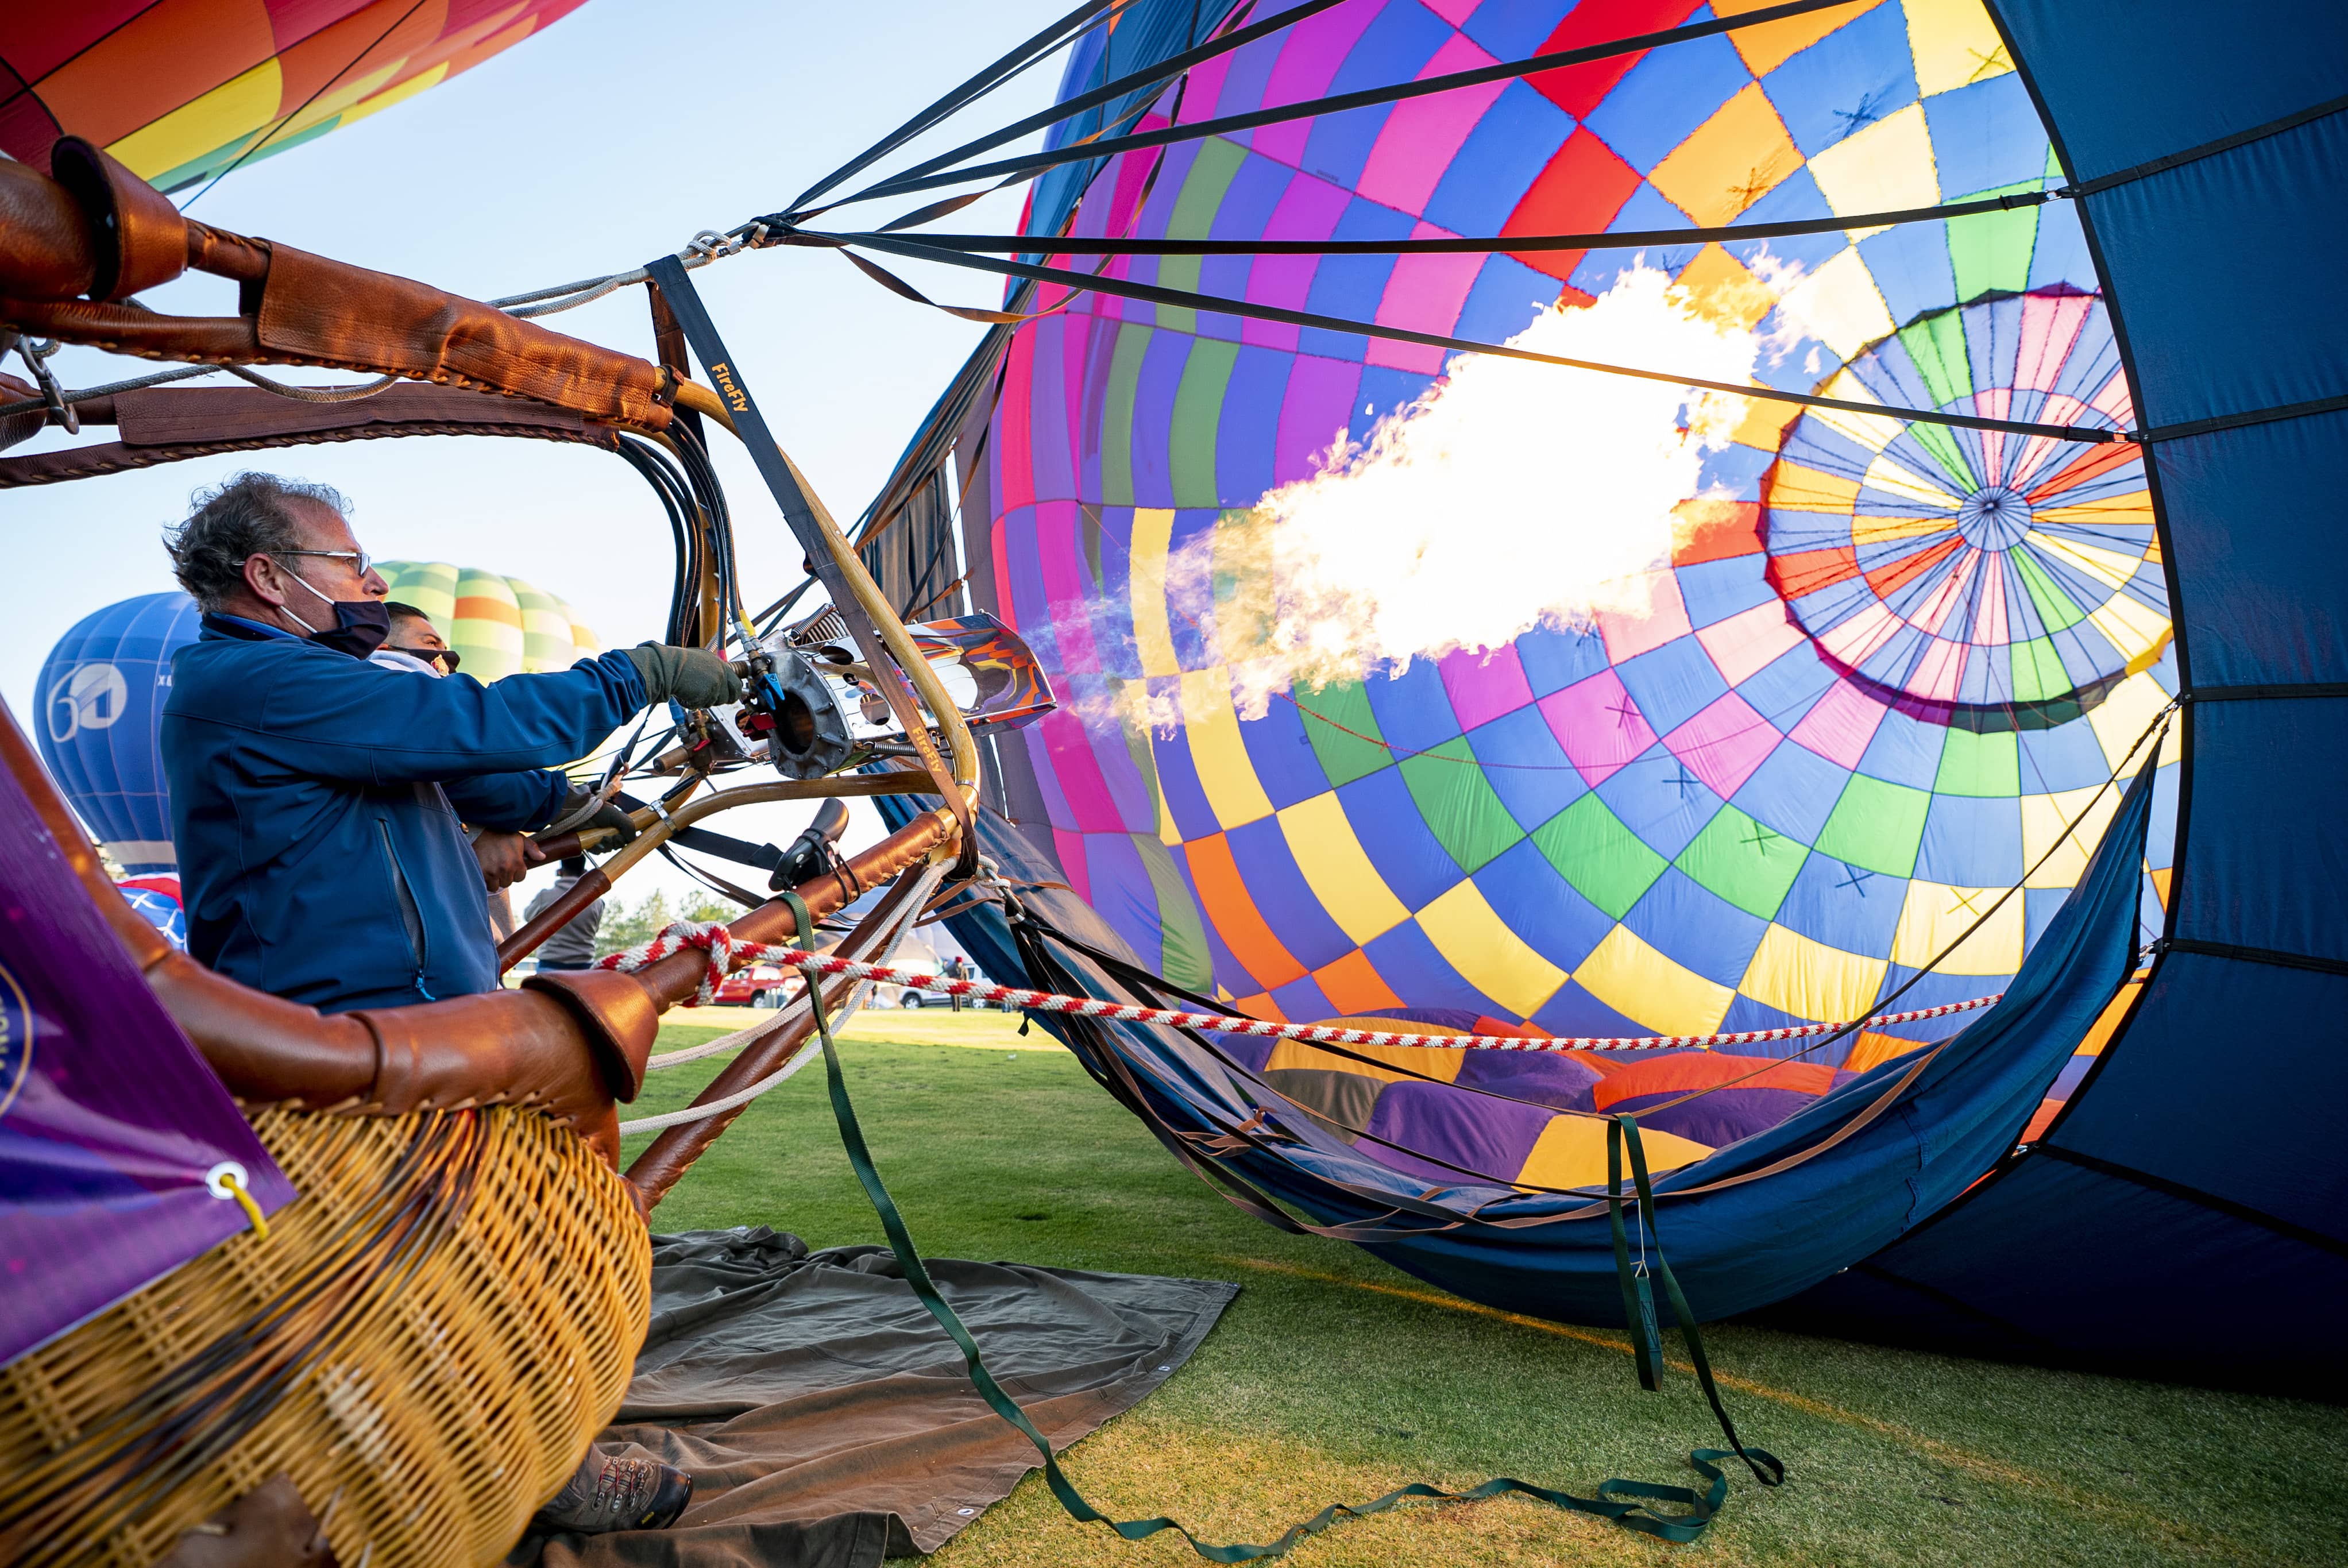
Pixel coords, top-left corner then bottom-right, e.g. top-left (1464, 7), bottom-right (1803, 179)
top-left (527, 1229), bottom-right (1238, 1568)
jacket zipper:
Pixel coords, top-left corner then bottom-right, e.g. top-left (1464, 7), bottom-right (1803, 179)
top-left (376, 818), bottom-right (435, 1001)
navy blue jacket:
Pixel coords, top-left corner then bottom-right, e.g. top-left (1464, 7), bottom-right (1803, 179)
top-left (162, 617), bottom-right (647, 1013)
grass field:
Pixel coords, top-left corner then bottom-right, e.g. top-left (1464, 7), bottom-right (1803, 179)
top-left (626, 1011), bottom-right (2348, 1567)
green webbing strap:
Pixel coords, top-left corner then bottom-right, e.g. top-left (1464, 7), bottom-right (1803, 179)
top-left (1609, 1116), bottom-right (1787, 1492)
top-left (778, 891), bottom-right (1772, 1552)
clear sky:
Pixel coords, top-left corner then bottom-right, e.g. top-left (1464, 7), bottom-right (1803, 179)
top-left (3, 0), bottom-right (1069, 919)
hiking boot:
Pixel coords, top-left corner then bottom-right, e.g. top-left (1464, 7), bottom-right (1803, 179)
top-left (534, 1445), bottom-right (693, 1535)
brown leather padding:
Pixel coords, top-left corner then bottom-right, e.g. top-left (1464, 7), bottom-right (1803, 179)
top-left (0, 159), bottom-right (99, 300)
top-left (0, 697), bottom-right (655, 1167)
top-left (48, 137), bottom-right (189, 302)
top-left (524, 968), bottom-right (660, 1102)
top-left (257, 244), bottom-right (671, 428)
top-left (0, 383), bottom-right (624, 488)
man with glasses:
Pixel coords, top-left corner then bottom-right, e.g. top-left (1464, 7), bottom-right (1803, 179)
top-left (157, 470), bottom-right (736, 1026)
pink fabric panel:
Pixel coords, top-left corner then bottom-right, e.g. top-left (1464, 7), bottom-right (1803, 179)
top-left (2015, 291), bottom-right (2092, 392)
top-left (1696, 598), bottom-right (1806, 687)
top-left (1540, 669), bottom-right (1658, 785)
top-left (1439, 643), bottom-right (1535, 732)
top-left (1665, 691), bottom-right (1778, 799)
top-left (1273, 353), bottom-right (1365, 487)
top-left (1244, 172), bottom-right (1349, 350)
top-left (1596, 572), bottom-right (1693, 663)
top-left (1053, 827), bottom-right (1093, 905)
top-left (1790, 681), bottom-right (1887, 769)
top-left (1368, 227), bottom-right (1484, 371)
top-left (1356, 34), bottom-right (1501, 217)
top-left (1252, 2), bottom-right (1384, 167)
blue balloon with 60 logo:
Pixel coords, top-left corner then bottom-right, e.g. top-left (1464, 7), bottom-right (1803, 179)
top-left (34, 592), bottom-right (202, 875)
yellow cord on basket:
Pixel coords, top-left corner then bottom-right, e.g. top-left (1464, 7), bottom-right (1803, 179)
top-left (218, 1169), bottom-right (269, 1241)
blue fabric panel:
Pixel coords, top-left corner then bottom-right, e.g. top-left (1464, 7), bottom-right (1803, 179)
top-left (2157, 410), bottom-right (2348, 686)
top-left (1569, 183), bottom-right (1706, 295)
top-left (1581, 30), bottom-right (1751, 171)
top-left (2086, 109), bottom-right (2348, 428)
top-left (1995, 0), bottom-right (2348, 179)
top-left (1516, 624), bottom-right (1614, 696)
top-left (2171, 696), bottom-right (2348, 964)
top-left (2050, 953), bottom-right (2348, 1243)
top-left (1922, 72), bottom-right (2045, 197)
top-left (1466, 704), bottom-right (1588, 831)
top-left (1299, 199), bottom-right (1414, 361)
top-left (1424, 81), bottom-right (1574, 236)
top-left (1226, 814), bottom-right (1358, 972)
top-left (1678, 558), bottom-right (1778, 629)
top-left (1338, 764), bottom-right (1463, 909)
top-left (1472, 837), bottom-right (1614, 974)
top-left (1624, 868), bottom-right (1768, 988)
top-left (1762, 0), bottom-right (1918, 158)
top-left (1216, 345), bottom-right (1293, 504)
top-left (1594, 746), bottom-right (1722, 860)
top-left (1364, 657), bottom-right (1462, 754)
top-left (1235, 685), bottom-right (1339, 811)
top-left (1735, 739), bottom-right (1847, 845)
top-left (1916, 794), bottom-right (2025, 887)
top-left (1451, 254), bottom-right (1562, 347)
top-left (1614, 634), bottom-right (1732, 736)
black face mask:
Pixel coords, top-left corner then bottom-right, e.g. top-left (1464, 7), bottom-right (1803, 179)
top-left (283, 570), bottom-right (392, 659)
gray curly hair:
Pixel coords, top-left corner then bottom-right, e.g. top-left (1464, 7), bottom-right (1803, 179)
top-left (164, 473), bottom-right (350, 612)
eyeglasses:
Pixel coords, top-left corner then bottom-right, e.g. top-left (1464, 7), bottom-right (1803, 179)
top-left (389, 645), bottom-right (461, 673)
top-left (267, 548), bottom-right (373, 576)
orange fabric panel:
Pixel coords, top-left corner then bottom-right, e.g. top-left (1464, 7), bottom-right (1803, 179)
top-left (1766, 544), bottom-right (1862, 598)
top-left (1864, 535), bottom-right (1964, 600)
top-left (37, 0), bottom-right (280, 149)
top-left (1182, 833), bottom-right (1308, 991)
top-left (2025, 438), bottom-right (2142, 505)
top-left (1500, 125), bottom-right (1642, 284)
top-left (1591, 1051), bottom-right (1838, 1110)
top-left (1231, 991), bottom-right (1286, 1024)
top-left (1673, 499), bottom-right (1764, 565)
top-left (273, 0), bottom-right (451, 106)
top-left (1840, 1030), bottom-right (1927, 1073)
top-left (1311, 950), bottom-right (1407, 1017)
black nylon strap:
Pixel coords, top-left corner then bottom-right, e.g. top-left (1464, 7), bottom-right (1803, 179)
top-left (863, 190), bottom-right (2054, 258)
top-left (2031, 1145), bottom-right (2348, 1261)
top-left (2154, 937), bottom-right (2348, 978)
top-left (2065, 90), bottom-right (2348, 198)
top-left (829, 229), bottom-right (2128, 443)
top-left (835, 0), bottom-right (1855, 207)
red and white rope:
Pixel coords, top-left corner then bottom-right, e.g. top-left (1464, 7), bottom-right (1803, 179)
top-left (597, 921), bottom-right (2001, 1052)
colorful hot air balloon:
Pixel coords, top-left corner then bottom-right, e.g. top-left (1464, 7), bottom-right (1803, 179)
top-left (960, 0), bottom-right (2179, 1163)
top-left (374, 561), bottom-right (601, 683)
top-left (34, 591), bottom-right (202, 874)
top-left (0, 2), bottom-right (588, 193)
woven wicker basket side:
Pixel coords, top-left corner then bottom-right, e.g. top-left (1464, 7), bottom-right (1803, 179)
top-left (0, 1104), bottom-right (650, 1568)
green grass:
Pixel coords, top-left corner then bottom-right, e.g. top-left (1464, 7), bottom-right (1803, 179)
top-left (627, 1014), bottom-right (2348, 1567)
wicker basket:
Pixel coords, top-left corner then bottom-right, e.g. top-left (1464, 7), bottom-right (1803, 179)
top-left (0, 1104), bottom-right (650, 1567)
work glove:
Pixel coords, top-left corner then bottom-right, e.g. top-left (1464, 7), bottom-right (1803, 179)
top-left (625, 642), bottom-right (742, 709)
top-left (555, 786), bottom-right (640, 850)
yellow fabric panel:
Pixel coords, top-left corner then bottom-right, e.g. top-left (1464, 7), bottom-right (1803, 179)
top-left (2085, 669), bottom-right (2175, 771)
top-left (2087, 592), bottom-right (2172, 667)
top-left (1863, 450), bottom-right (1964, 509)
top-left (1266, 1037), bottom-right (1463, 1084)
top-left (1892, 879), bottom-right (2025, 975)
top-left (1851, 513), bottom-right (1955, 546)
top-left (108, 60), bottom-right (283, 181)
top-left (1739, 923), bottom-right (1888, 1022)
top-left (1276, 792), bottom-right (1409, 945)
top-left (1177, 669), bottom-right (1273, 829)
top-left (1806, 101), bottom-right (1940, 217)
top-left (1574, 925), bottom-right (1736, 1036)
top-left (338, 63), bottom-right (449, 129)
top-left (1675, 244), bottom-right (1779, 331)
top-left (1807, 366), bottom-right (1904, 452)
top-left (1415, 879), bottom-right (1570, 1021)
top-left (2021, 785), bottom-right (2122, 889)
top-left (1780, 246), bottom-right (1897, 360)
top-left (1905, 0), bottom-right (2015, 96)
top-left (1764, 460), bottom-right (1863, 512)
top-left (1720, 0), bottom-right (1882, 75)
top-left (1516, 1115), bottom-right (1710, 1192)
top-left (1128, 508), bottom-right (1181, 679)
